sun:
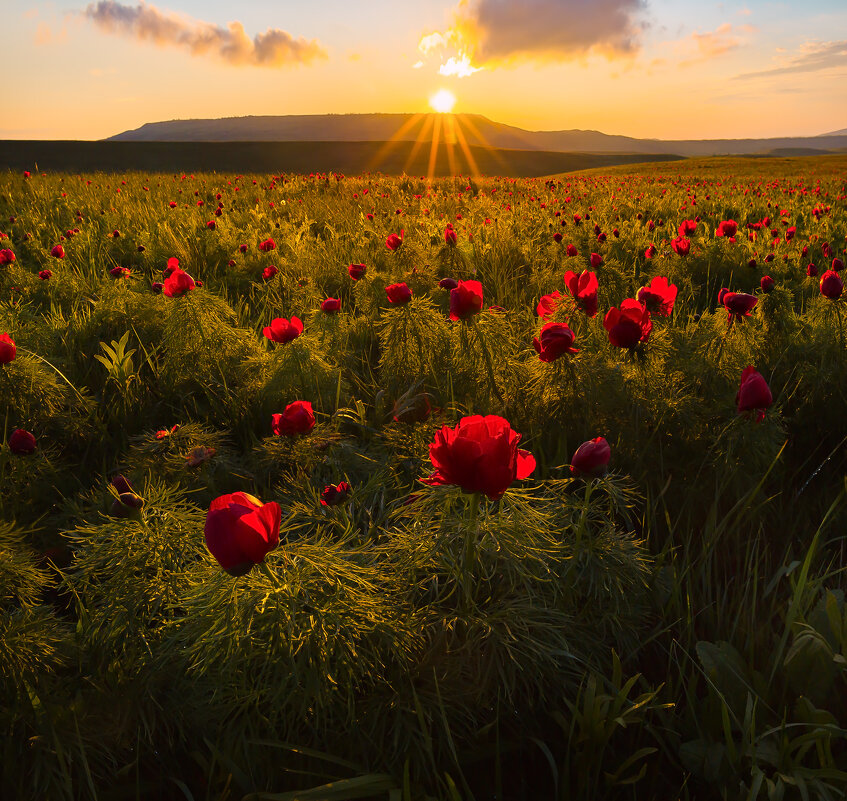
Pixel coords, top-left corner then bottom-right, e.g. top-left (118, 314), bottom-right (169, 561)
top-left (429, 89), bottom-right (456, 113)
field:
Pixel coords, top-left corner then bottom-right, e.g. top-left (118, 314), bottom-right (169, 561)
top-left (2, 155), bottom-right (847, 800)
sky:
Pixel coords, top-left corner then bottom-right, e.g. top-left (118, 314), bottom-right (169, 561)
top-left (6, 0), bottom-right (847, 140)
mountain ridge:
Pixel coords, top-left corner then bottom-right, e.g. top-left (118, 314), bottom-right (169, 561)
top-left (106, 113), bottom-right (847, 157)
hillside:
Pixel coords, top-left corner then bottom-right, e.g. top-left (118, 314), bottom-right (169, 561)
top-left (106, 113), bottom-right (847, 156)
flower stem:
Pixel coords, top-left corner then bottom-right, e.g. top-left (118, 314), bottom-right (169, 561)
top-left (471, 319), bottom-right (505, 406)
top-left (463, 492), bottom-right (481, 610)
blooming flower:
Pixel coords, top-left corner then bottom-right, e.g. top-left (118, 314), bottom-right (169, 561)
top-left (263, 316), bottom-right (303, 344)
top-left (637, 276), bottom-right (678, 317)
top-left (563, 270), bottom-right (599, 317)
top-left (604, 299), bottom-right (652, 348)
top-left (736, 366), bottom-right (772, 422)
top-left (449, 280), bottom-right (484, 321)
top-left (533, 323), bottom-right (578, 362)
top-left (321, 482), bottom-right (351, 507)
top-left (204, 492), bottom-right (281, 576)
top-left (271, 401), bottom-right (316, 436)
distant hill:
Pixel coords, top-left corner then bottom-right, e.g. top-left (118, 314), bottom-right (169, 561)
top-left (819, 128), bottom-right (847, 137)
top-left (107, 113), bottom-right (847, 157)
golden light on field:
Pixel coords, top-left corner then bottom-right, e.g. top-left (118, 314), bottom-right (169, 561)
top-left (429, 89), bottom-right (456, 113)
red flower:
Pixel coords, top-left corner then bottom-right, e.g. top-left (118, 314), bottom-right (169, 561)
top-left (155, 424), bottom-right (180, 440)
top-left (38, 269), bottom-right (52, 280)
top-left (151, 282), bottom-right (164, 294)
top-left (722, 291), bottom-right (757, 320)
top-left (263, 316), bottom-right (303, 344)
top-left (320, 482), bottom-right (350, 507)
top-left (262, 265), bottom-right (279, 281)
top-left (169, 201), bottom-right (177, 208)
top-left (604, 299), bottom-right (652, 348)
top-left (716, 220), bottom-right (738, 238)
top-left (449, 280), bottom-right (483, 321)
top-left (424, 415), bottom-right (536, 501)
top-left (553, 232), bottom-right (563, 243)
top-left (444, 225), bottom-right (457, 246)
top-left (204, 492), bottom-right (281, 576)
top-left (570, 437), bottom-right (611, 476)
top-left (271, 401), bottom-right (315, 436)
top-left (537, 290), bottom-right (561, 319)
top-left (259, 238), bottom-right (276, 252)
top-left (163, 268), bottom-right (196, 298)
top-left (589, 253), bottom-right (603, 268)
top-left (563, 270), bottom-right (599, 317)
top-left (0, 332), bottom-right (15, 363)
top-left (760, 276), bottom-right (775, 293)
top-left (239, 243), bottom-right (248, 253)
top-left (164, 257), bottom-right (180, 277)
top-left (206, 220), bottom-right (216, 230)
top-left (9, 428), bottom-right (36, 455)
top-left (321, 297), bottom-right (341, 314)
top-left (533, 322), bottom-right (578, 362)
top-left (392, 392), bottom-right (432, 423)
top-left (644, 244), bottom-right (657, 259)
top-left (637, 276), bottom-right (678, 317)
top-left (566, 244), bottom-right (578, 257)
top-left (806, 263), bottom-right (818, 278)
top-left (51, 245), bottom-right (65, 259)
top-left (111, 229), bottom-right (120, 238)
top-left (439, 277), bottom-right (458, 290)
top-left (785, 226), bottom-right (796, 242)
top-left (678, 219), bottom-right (697, 238)
top-left (671, 236), bottom-right (691, 256)
top-left (109, 266), bottom-right (131, 279)
top-left (820, 270), bottom-right (843, 300)
top-left (736, 366), bottom-right (772, 422)
top-left (348, 263), bottom-right (366, 280)
top-left (386, 230), bottom-right (404, 251)
top-left (0, 248), bottom-right (15, 265)
top-left (833, 258), bottom-right (845, 272)
top-left (386, 282), bottom-right (413, 305)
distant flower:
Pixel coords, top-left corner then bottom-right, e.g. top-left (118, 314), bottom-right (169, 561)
top-left (806, 263), bottom-right (818, 278)
top-left (151, 282), bottom-right (164, 294)
top-left (206, 220), bottom-right (216, 230)
top-left (259, 238), bottom-right (276, 252)
top-left (736, 366), bottom-right (772, 422)
top-left (570, 437), bottom-right (611, 476)
top-left (604, 299), bottom-right (652, 348)
top-left (9, 428), bottom-right (36, 455)
top-left (716, 220), bottom-right (738, 238)
top-left (644, 244), bottom-right (657, 259)
top-left (449, 280), bottom-right (483, 321)
top-left (386, 282), bottom-right (413, 305)
top-left (833, 258), bottom-right (845, 272)
top-left (348, 263), bottom-right (366, 280)
top-left (321, 297), bottom-right (341, 314)
top-left (722, 291), bottom-right (757, 321)
top-left (262, 265), bottom-right (279, 281)
top-left (671, 236), bottom-right (690, 256)
top-left (263, 316), bottom-right (303, 344)
top-left (0, 248), bottom-right (15, 265)
top-left (423, 415), bottom-right (535, 501)
top-left (566, 244), bottom-right (578, 257)
top-left (678, 219), bottom-right (697, 237)
top-left (760, 276), bottom-right (775, 293)
top-left (204, 492), bottom-right (281, 576)
top-left (553, 232), bottom-right (563, 243)
top-left (386, 230), bottom-right (404, 251)
top-left (38, 269), bottom-right (52, 281)
top-left (51, 245), bottom-right (65, 259)
top-left (563, 270), bottom-right (598, 317)
top-left (820, 270), bottom-right (843, 300)
top-left (321, 482), bottom-right (350, 507)
top-left (272, 401), bottom-right (315, 436)
top-left (163, 268), bottom-right (196, 298)
top-left (439, 277), bottom-right (458, 290)
top-left (239, 243), bottom-right (248, 253)
top-left (155, 424), bottom-right (180, 440)
top-left (536, 290), bottom-right (561, 319)
top-left (0, 332), bottom-right (15, 363)
top-left (637, 276), bottom-right (678, 317)
top-left (109, 266), bottom-right (131, 279)
top-left (533, 322), bottom-right (578, 362)
top-left (444, 225), bottom-right (457, 246)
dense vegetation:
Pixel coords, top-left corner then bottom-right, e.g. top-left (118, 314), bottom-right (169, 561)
top-left (2, 156), bottom-right (847, 800)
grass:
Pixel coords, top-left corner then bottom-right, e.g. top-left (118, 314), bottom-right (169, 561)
top-left (1, 155), bottom-right (847, 800)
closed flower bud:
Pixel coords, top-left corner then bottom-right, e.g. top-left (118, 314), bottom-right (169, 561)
top-left (570, 437), bottom-right (611, 476)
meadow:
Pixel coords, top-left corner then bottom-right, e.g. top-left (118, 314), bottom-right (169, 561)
top-left (2, 155), bottom-right (847, 800)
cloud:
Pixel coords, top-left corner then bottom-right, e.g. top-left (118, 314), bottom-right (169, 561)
top-left (418, 0), bottom-right (645, 72)
top-left (690, 23), bottom-right (740, 59)
top-left (439, 55), bottom-right (482, 77)
top-left (83, 1), bottom-right (327, 67)
top-left (737, 40), bottom-right (847, 79)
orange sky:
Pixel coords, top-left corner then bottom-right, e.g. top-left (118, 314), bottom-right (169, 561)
top-left (6, 1), bottom-right (847, 140)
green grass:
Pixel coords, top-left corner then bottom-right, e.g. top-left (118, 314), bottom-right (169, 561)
top-left (1, 156), bottom-right (847, 800)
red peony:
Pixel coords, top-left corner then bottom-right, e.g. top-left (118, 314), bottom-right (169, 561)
top-left (424, 415), bottom-right (536, 501)
top-left (722, 291), bottom-right (757, 320)
top-left (678, 219), bottom-right (697, 238)
top-left (263, 316), bottom-right (303, 344)
top-left (449, 280), bottom-right (483, 321)
top-left (262, 265), bottom-right (279, 281)
top-left (163, 268), bottom-right (196, 298)
top-left (637, 276), bottom-right (678, 317)
top-left (386, 231), bottom-right (404, 251)
top-left (736, 366), bottom-right (772, 422)
top-left (348, 263), bottom-right (366, 280)
top-left (563, 270), bottom-right (599, 317)
top-left (716, 220), bottom-right (738, 238)
top-left (51, 245), bottom-right (65, 259)
top-left (38, 269), bottom-right (52, 281)
top-left (271, 401), bottom-right (315, 436)
top-left (320, 482), bottom-right (351, 507)
top-left (204, 492), bottom-right (281, 576)
top-left (9, 428), bottom-right (36, 455)
top-left (536, 290), bottom-right (561, 319)
top-left (820, 270), bottom-right (843, 300)
top-left (321, 297), bottom-right (341, 314)
top-left (0, 332), bottom-right (15, 363)
top-left (570, 437), bottom-right (611, 476)
top-left (259, 238), bottom-right (276, 252)
top-left (671, 236), bottom-right (691, 256)
top-left (533, 323), bottom-right (578, 362)
top-left (760, 276), bottom-right (775, 293)
top-left (444, 225), bottom-right (457, 246)
top-left (590, 252), bottom-right (603, 268)
top-left (386, 282), bottom-right (413, 305)
top-left (604, 299), bottom-right (652, 348)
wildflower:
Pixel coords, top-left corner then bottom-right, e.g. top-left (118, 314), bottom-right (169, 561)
top-left (9, 429), bottom-right (37, 455)
top-left (321, 297), bottom-right (341, 314)
top-left (604, 300), bottom-right (652, 348)
top-left (204, 492), bottom-right (281, 576)
top-left (563, 270), bottom-right (599, 317)
top-left (637, 276), bottom-right (678, 317)
top-left (271, 401), bottom-right (315, 436)
top-left (348, 263), bottom-right (366, 280)
top-left (449, 280), bottom-right (483, 320)
top-left (0, 333), bottom-right (16, 363)
top-left (386, 282), bottom-right (413, 305)
top-left (163, 268), bottom-right (196, 298)
top-left (321, 482), bottom-right (350, 507)
top-left (570, 437), bottom-right (611, 476)
top-left (533, 323), bottom-right (578, 362)
top-left (736, 366), bottom-right (772, 422)
top-left (263, 316), bottom-right (303, 344)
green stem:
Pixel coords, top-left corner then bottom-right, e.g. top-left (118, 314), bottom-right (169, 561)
top-left (471, 319), bottom-right (505, 406)
top-left (463, 493), bottom-right (481, 611)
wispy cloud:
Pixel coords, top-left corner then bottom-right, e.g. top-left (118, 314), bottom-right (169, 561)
top-left (737, 40), bottom-right (847, 79)
top-left (418, 0), bottom-right (645, 75)
top-left (82, 1), bottom-right (327, 67)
